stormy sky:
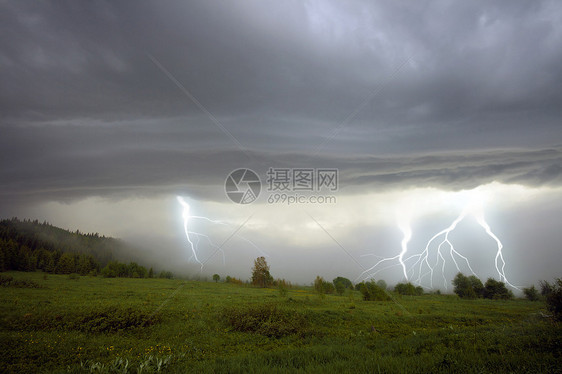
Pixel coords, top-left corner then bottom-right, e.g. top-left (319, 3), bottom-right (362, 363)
top-left (1, 1), bottom-right (561, 289)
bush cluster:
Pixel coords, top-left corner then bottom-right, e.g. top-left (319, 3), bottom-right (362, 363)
top-left (333, 276), bottom-right (353, 295)
top-left (394, 282), bottom-right (424, 296)
top-left (0, 274), bottom-right (45, 289)
top-left (2, 306), bottom-right (160, 333)
top-left (225, 275), bottom-right (244, 285)
top-left (357, 280), bottom-right (391, 301)
top-left (453, 273), bottom-right (513, 299)
top-left (314, 276), bottom-right (335, 295)
top-left (220, 304), bottom-right (309, 338)
top-left (522, 285), bottom-right (539, 301)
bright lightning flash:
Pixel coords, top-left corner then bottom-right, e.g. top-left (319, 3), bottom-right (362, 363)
top-left (357, 186), bottom-right (519, 290)
top-left (177, 196), bottom-right (224, 268)
top-left (177, 196), bottom-right (267, 269)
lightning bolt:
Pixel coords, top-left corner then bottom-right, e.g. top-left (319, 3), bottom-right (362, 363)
top-left (355, 212), bottom-right (412, 282)
top-left (398, 220), bottom-right (412, 279)
top-left (473, 209), bottom-right (518, 289)
top-left (177, 196), bottom-right (209, 268)
top-left (406, 206), bottom-right (478, 290)
top-left (177, 196), bottom-right (267, 269)
top-left (358, 190), bottom-right (519, 290)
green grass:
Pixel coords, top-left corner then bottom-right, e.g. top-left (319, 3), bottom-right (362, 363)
top-left (0, 271), bottom-right (560, 373)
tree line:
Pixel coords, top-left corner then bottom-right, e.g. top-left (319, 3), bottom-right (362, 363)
top-left (0, 218), bottom-right (172, 279)
top-left (0, 218), bottom-right (117, 266)
top-left (229, 256), bottom-right (562, 322)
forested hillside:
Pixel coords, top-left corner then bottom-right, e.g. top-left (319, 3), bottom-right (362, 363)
top-left (0, 218), bottom-right (166, 278)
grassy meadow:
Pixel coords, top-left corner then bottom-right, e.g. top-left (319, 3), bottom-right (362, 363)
top-left (0, 271), bottom-right (560, 373)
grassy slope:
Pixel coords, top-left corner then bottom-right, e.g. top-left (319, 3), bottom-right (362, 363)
top-left (0, 272), bottom-right (560, 373)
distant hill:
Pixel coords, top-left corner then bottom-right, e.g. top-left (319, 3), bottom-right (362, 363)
top-left (0, 218), bottom-right (168, 278)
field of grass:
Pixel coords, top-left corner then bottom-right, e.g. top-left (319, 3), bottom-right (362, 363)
top-left (0, 271), bottom-right (560, 373)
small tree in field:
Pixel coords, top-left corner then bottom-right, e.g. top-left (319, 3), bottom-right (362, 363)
top-left (213, 274), bottom-right (220, 283)
top-left (251, 257), bottom-right (273, 288)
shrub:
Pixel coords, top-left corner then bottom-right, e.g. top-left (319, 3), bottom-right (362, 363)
top-left (225, 276), bottom-right (244, 285)
top-left (220, 304), bottom-right (309, 338)
top-left (523, 285), bottom-right (540, 301)
top-left (313, 276), bottom-right (334, 295)
top-left (75, 307), bottom-right (160, 332)
top-left (278, 282), bottom-right (288, 297)
top-left (334, 281), bottom-right (346, 296)
top-left (101, 263), bottom-right (117, 278)
top-left (333, 277), bottom-right (353, 296)
top-left (314, 276), bottom-right (324, 294)
top-left (358, 281), bottom-right (391, 301)
top-left (468, 275), bottom-right (485, 297)
top-left (394, 282), bottom-right (423, 296)
top-left (158, 271), bottom-right (173, 279)
top-left (0, 275), bottom-right (45, 289)
top-left (274, 278), bottom-right (291, 289)
top-left (545, 278), bottom-right (562, 321)
top-left (540, 280), bottom-right (553, 296)
top-left (483, 278), bottom-right (513, 300)
top-left (0, 274), bottom-right (14, 286)
top-left (453, 273), bottom-right (484, 299)
top-left (275, 279), bottom-right (290, 297)
top-left (2, 307), bottom-right (160, 333)
top-left (322, 281), bottom-right (335, 294)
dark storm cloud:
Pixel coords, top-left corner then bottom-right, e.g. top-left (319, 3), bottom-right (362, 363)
top-left (1, 0), bottom-right (562, 207)
top-left (1, 114), bottom-right (560, 205)
top-left (2, 2), bottom-right (562, 123)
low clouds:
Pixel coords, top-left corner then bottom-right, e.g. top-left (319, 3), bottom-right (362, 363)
top-left (1, 114), bottom-right (560, 205)
top-left (345, 147), bottom-right (562, 191)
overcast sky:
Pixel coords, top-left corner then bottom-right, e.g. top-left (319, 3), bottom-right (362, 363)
top-left (1, 1), bottom-right (561, 289)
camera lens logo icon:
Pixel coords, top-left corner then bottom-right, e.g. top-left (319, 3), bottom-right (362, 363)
top-left (225, 168), bottom-right (261, 204)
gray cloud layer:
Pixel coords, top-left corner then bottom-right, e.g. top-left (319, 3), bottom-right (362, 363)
top-left (1, 0), bottom-right (562, 206)
top-left (1, 117), bottom-right (561, 205)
